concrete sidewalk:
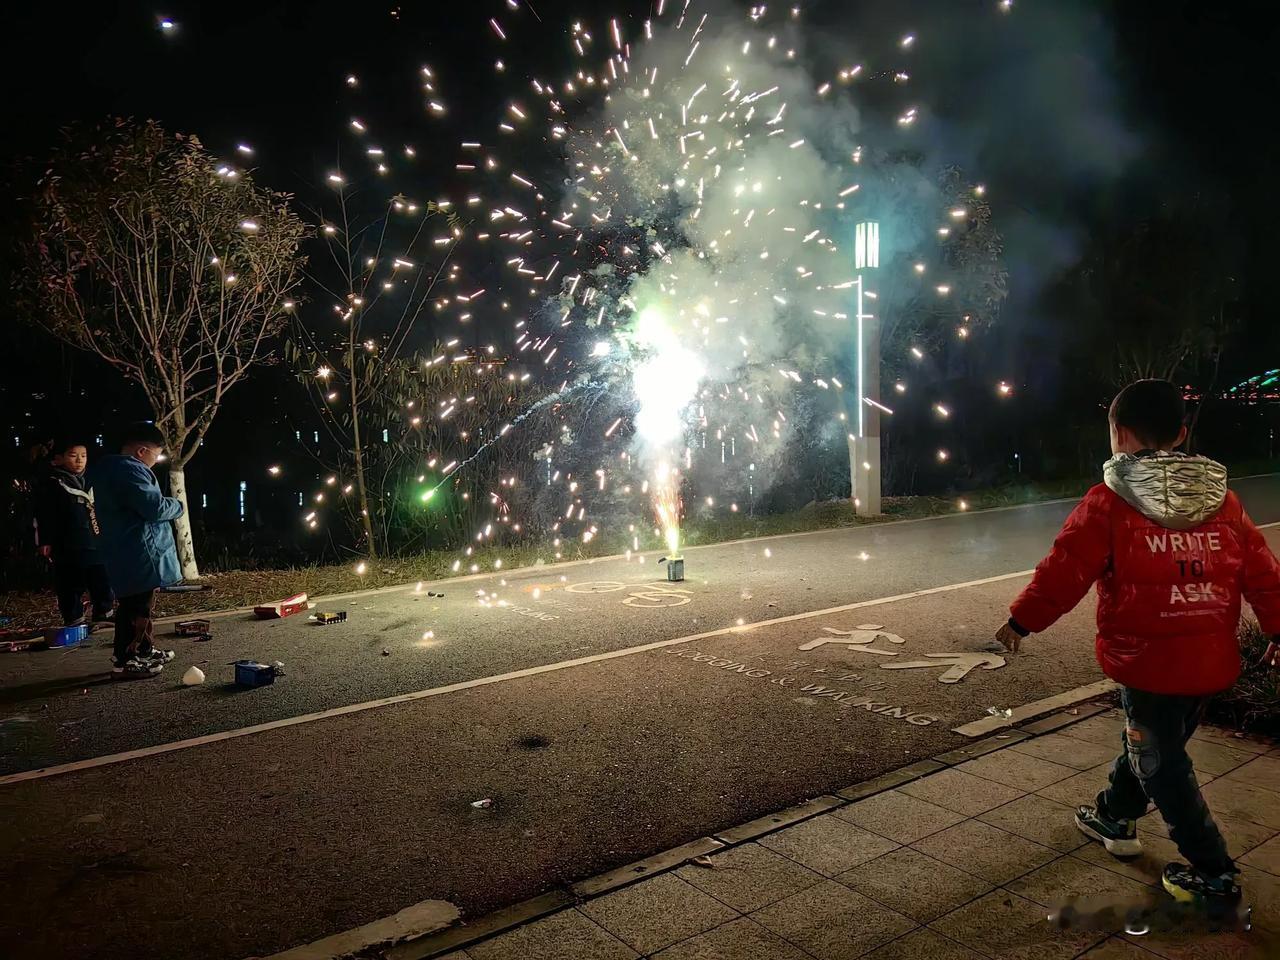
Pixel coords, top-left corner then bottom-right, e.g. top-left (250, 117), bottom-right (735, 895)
top-left (380, 707), bottom-right (1280, 960)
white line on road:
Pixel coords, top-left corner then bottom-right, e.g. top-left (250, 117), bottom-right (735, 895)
top-left (0, 569), bottom-right (1035, 787)
top-left (167, 481), bottom-right (1280, 627)
top-left (156, 495), bottom-right (1079, 625)
top-left (11, 514), bottom-right (1278, 787)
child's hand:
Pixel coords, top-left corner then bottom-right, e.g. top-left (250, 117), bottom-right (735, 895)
top-left (995, 622), bottom-right (1023, 654)
top-left (1261, 640), bottom-right (1280, 670)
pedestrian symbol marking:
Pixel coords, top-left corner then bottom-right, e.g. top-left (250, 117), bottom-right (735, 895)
top-left (798, 624), bottom-right (906, 654)
top-left (879, 652), bottom-right (1006, 684)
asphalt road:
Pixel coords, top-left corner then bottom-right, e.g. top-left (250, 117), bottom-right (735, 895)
top-left (1, 477), bottom-right (1278, 960)
top-left (4, 476), bottom-right (1280, 776)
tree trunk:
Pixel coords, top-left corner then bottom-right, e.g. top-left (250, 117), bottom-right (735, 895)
top-left (348, 339), bottom-right (378, 558)
top-left (167, 464), bottom-right (200, 580)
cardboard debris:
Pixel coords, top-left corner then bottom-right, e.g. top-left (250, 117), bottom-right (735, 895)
top-left (311, 611), bottom-right (347, 625)
top-left (175, 619), bottom-right (211, 636)
top-left (1, 632), bottom-right (49, 653)
top-left (253, 593), bottom-right (309, 620)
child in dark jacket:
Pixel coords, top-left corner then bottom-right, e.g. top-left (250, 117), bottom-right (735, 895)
top-left (996, 379), bottom-right (1280, 913)
top-left (34, 439), bottom-right (114, 625)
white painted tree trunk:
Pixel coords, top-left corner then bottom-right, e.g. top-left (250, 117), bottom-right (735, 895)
top-left (167, 464), bottom-right (200, 581)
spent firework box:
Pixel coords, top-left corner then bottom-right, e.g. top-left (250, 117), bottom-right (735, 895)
top-left (253, 593), bottom-right (309, 620)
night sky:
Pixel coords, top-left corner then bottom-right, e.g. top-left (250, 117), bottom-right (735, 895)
top-left (1, 0), bottom-right (1274, 528)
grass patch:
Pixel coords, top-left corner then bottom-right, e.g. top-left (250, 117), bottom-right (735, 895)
top-left (1206, 621), bottom-right (1280, 738)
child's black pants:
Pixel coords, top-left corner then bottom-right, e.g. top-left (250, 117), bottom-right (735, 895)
top-left (113, 590), bottom-right (156, 666)
top-left (1098, 686), bottom-right (1234, 877)
top-left (53, 559), bottom-right (113, 625)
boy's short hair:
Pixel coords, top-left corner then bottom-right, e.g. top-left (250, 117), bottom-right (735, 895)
top-left (1109, 379), bottom-right (1186, 448)
top-left (118, 421), bottom-right (166, 449)
top-left (50, 436), bottom-right (87, 456)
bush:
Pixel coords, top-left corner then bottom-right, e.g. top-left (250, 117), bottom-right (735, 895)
top-left (1206, 620), bottom-right (1280, 738)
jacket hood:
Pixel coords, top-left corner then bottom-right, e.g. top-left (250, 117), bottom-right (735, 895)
top-left (1103, 452), bottom-right (1227, 530)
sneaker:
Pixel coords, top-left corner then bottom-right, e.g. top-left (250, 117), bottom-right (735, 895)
top-left (1075, 805), bottom-right (1142, 856)
top-left (1162, 862), bottom-right (1242, 907)
top-left (143, 648), bottom-right (176, 664)
top-left (111, 658), bottom-right (163, 679)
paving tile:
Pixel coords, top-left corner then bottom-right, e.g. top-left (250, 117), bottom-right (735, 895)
top-left (957, 749), bottom-right (1078, 792)
top-left (911, 820), bottom-right (1058, 885)
top-left (1007, 854), bottom-right (1156, 909)
top-left (751, 879), bottom-right (916, 960)
top-left (977, 794), bottom-right (1089, 852)
top-left (1140, 809), bottom-right (1276, 860)
top-left (1189, 725), bottom-right (1272, 755)
top-left (760, 812), bottom-right (900, 877)
top-left (577, 873), bottom-right (738, 956)
top-left (466, 909), bottom-right (638, 960)
top-left (1183, 739), bottom-right (1259, 778)
top-left (1059, 712), bottom-right (1127, 748)
top-left (1009, 732), bottom-right (1119, 771)
top-left (1036, 763), bottom-right (1115, 807)
top-left (1123, 928), bottom-right (1279, 960)
top-left (675, 843), bottom-right (823, 914)
top-left (930, 888), bottom-right (1106, 959)
top-left (839, 847), bottom-right (992, 923)
top-left (834, 789), bottom-right (966, 845)
top-left (651, 917), bottom-right (811, 960)
top-left (861, 928), bottom-right (987, 960)
top-left (1240, 833), bottom-right (1280, 877)
top-left (1241, 861), bottom-right (1280, 934)
top-left (898, 768), bottom-right (1025, 817)
top-left (1073, 835), bottom-right (1182, 887)
top-left (1200, 778), bottom-right (1280, 829)
top-left (1076, 941), bottom-right (1163, 959)
top-left (1222, 754), bottom-right (1280, 794)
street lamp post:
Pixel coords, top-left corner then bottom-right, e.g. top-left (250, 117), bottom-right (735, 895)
top-left (851, 220), bottom-right (881, 516)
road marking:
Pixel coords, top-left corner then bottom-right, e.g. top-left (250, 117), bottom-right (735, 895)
top-left (0, 568), bottom-right (1034, 787)
top-left (13, 510), bottom-right (1278, 786)
top-left (151, 496), bottom-right (1088, 626)
top-left (156, 488), bottom-right (1280, 628)
top-left (952, 679), bottom-right (1120, 737)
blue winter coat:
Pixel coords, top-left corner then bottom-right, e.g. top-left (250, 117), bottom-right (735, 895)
top-left (87, 454), bottom-right (184, 597)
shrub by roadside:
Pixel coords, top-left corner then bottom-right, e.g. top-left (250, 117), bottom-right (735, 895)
top-left (1206, 620), bottom-right (1280, 738)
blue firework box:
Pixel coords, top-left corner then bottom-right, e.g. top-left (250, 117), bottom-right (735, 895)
top-left (234, 660), bottom-right (277, 687)
top-left (47, 624), bottom-right (89, 647)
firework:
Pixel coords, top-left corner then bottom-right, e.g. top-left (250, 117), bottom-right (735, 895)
top-left (266, 1), bottom-right (1014, 572)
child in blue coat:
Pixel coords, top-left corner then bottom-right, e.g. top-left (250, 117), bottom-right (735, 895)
top-left (88, 422), bottom-right (183, 678)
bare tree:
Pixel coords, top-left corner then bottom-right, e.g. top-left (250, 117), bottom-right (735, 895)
top-left (19, 118), bottom-right (307, 578)
top-left (288, 189), bottom-right (552, 557)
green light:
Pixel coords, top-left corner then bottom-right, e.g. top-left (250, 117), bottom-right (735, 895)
top-left (420, 488), bottom-right (436, 503)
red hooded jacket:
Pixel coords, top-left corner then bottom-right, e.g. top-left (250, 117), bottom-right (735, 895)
top-left (1010, 454), bottom-right (1280, 696)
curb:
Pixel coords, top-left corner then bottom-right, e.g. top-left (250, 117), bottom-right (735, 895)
top-left (341, 698), bottom-right (1113, 960)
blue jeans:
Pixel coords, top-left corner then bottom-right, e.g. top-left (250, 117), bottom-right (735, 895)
top-left (1098, 687), bottom-right (1233, 877)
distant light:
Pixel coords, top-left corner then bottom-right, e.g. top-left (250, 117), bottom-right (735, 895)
top-left (236, 143), bottom-right (253, 155)
top-left (355, 561), bottom-right (368, 575)
top-left (267, 465), bottom-right (281, 476)
top-left (158, 17), bottom-right (176, 33)
top-left (591, 341), bottom-right (610, 357)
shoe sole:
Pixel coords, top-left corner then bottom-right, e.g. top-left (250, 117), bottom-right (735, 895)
top-left (1075, 814), bottom-right (1142, 856)
top-left (112, 667), bottom-right (163, 679)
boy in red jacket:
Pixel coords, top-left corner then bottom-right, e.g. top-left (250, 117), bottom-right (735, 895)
top-left (996, 379), bottom-right (1280, 910)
